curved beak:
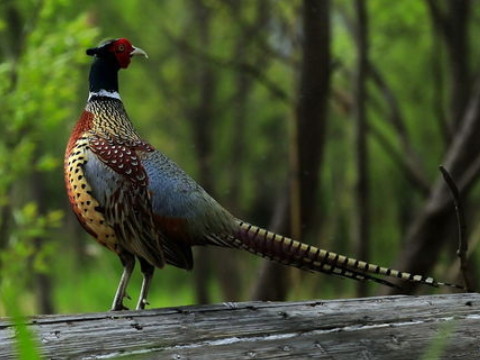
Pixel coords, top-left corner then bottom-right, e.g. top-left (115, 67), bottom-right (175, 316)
top-left (131, 46), bottom-right (148, 59)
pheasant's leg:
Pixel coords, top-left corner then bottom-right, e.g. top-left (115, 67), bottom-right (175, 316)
top-left (111, 252), bottom-right (136, 311)
top-left (136, 257), bottom-right (155, 310)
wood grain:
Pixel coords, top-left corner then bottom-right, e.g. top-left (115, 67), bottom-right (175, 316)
top-left (1, 293), bottom-right (479, 359)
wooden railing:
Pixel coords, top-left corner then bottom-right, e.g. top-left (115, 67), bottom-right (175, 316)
top-left (0, 293), bottom-right (479, 359)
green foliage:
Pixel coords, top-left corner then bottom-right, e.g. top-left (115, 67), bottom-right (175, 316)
top-left (2, 285), bottom-right (41, 360)
top-left (0, 0), bottom-right (98, 318)
top-left (420, 321), bottom-right (456, 360)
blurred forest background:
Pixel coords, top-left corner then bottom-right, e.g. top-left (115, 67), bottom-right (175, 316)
top-left (1, 0), bottom-right (480, 316)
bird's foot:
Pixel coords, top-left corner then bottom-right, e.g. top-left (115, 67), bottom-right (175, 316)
top-left (136, 298), bottom-right (150, 310)
top-left (111, 292), bottom-right (132, 311)
top-left (223, 302), bottom-right (238, 309)
top-left (111, 303), bottom-right (130, 311)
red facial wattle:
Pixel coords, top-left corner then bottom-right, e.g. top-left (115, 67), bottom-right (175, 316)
top-left (109, 38), bottom-right (135, 69)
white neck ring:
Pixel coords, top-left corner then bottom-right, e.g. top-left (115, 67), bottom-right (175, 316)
top-left (88, 90), bottom-right (121, 101)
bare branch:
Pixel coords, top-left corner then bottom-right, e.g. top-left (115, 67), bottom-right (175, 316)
top-left (367, 63), bottom-right (430, 194)
top-left (331, 73), bottom-right (431, 196)
top-left (368, 124), bottom-right (430, 197)
top-left (162, 28), bottom-right (292, 104)
top-left (219, 0), bottom-right (299, 69)
top-left (383, 74), bottom-right (480, 295)
top-left (439, 166), bottom-right (474, 292)
top-left (337, 6), bottom-right (430, 196)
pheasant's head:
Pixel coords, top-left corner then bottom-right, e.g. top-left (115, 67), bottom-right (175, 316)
top-left (86, 38), bottom-right (148, 69)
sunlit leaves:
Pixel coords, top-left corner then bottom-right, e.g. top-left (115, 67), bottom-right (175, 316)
top-left (35, 154), bottom-right (60, 172)
top-left (0, 0), bottom-right (98, 318)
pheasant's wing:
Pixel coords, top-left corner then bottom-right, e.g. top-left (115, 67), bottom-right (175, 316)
top-left (141, 151), bottom-right (237, 268)
top-left (83, 136), bottom-right (165, 268)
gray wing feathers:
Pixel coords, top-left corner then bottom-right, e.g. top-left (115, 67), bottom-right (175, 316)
top-left (141, 151), bottom-right (237, 245)
top-left (83, 149), bottom-right (165, 267)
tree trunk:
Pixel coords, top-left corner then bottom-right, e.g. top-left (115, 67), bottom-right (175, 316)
top-left (30, 171), bottom-right (55, 314)
top-left (445, 0), bottom-right (470, 128)
top-left (251, 0), bottom-right (331, 301)
top-left (217, 1), bottom-right (270, 302)
top-left (352, 0), bottom-right (369, 297)
top-left (425, 0), bottom-right (471, 129)
top-left (189, 0), bottom-right (217, 304)
top-left (296, 0), bottom-right (331, 238)
top-left (227, 1), bottom-right (269, 211)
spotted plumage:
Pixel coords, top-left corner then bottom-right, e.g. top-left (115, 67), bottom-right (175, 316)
top-left (65, 112), bottom-right (117, 250)
top-left (65, 38), bottom-right (464, 311)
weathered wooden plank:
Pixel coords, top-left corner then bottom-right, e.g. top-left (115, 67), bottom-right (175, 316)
top-left (0, 293), bottom-right (479, 359)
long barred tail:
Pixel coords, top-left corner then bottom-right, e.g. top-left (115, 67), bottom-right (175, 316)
top-left (231, 220), bottom-right (464, 291)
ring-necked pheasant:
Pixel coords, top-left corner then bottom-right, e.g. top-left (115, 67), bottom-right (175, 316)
top-left (65, 38), bottom-right (462, 311)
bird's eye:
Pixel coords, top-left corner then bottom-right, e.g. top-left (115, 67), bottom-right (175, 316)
top-left (117, 44), bottom-right (125, 52)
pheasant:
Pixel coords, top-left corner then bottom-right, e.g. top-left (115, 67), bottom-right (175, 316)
top-left (65, 38), bottom-right (462, 311)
